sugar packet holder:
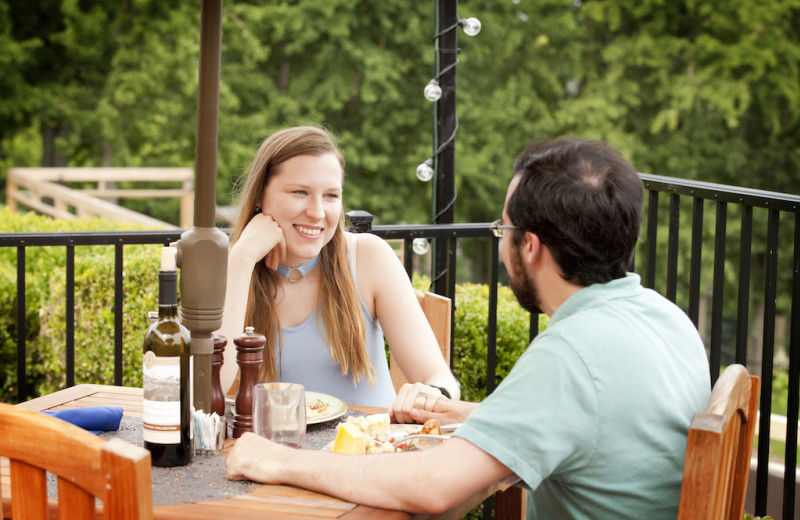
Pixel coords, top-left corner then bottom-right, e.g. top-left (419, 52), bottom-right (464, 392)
top-left (193, 410), bottom-right (225, 454)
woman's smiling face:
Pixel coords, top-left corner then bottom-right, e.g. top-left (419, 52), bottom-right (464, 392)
top-left (262, 152), bottom-right (343, 265)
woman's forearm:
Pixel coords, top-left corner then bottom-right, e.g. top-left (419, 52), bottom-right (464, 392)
top-left (217, 247), bottom-right (258, 393)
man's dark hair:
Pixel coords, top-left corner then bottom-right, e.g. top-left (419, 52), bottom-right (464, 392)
top-left (507, 137), bottom-right (643, 286)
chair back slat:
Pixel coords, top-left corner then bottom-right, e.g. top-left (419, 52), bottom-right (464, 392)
top-left (417, 290), bottom-right (452, 361)
top-left (677, 364), bottom-right (760, 520)
top-left (10, 460), bottom-right (48, 520)
top-left (57, 478), bottom-right (95, 519)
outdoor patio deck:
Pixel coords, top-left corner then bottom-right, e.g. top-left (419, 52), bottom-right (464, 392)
top-left (2, 172), bottom-right (799, 518)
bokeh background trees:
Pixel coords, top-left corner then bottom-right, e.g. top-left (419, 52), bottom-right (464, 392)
top-left (2, 0), bottom-right (797, 227)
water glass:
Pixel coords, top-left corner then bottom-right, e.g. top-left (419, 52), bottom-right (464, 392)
top-left (252, 383), bottom-right (306, 448)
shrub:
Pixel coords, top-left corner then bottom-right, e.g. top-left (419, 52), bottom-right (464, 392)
top-left (0, 208), bottom-right (162, 403)
top-left (452, 282), bottom-right (549, 402)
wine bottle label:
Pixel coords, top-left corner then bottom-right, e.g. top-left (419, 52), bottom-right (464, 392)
top-left (143, 351), bottom-right (182, 444)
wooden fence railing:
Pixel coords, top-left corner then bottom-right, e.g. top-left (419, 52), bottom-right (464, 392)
top-left (6, 167), bottom-right (194, 229)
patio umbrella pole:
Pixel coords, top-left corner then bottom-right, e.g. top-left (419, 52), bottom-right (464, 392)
top-left (177, 0), bottom-right (228, 414)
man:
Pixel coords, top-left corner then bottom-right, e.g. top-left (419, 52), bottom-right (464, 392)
top-left (226, 137), bottom-right (711, 519)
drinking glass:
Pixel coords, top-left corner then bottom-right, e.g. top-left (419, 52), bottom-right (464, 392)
top-left (252, 382), bottom-right (306, 448)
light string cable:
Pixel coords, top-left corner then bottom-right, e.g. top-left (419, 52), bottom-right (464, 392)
top-left (429, 118), bottom-right (459, 289)
top-left (418, 4), bottom-right (481, 287)
top-left (431, 117), bottom-right (459, 225)
top-left (424, 10), bottom-right (478, 224)
top-left (429, 26), bottom-right (460, 225)
top-left (428, 8), bottom-right (460, 289)
top-left (428, 9), bottom-right (461, 227)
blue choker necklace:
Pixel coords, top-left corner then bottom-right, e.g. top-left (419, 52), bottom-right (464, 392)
top-left (275, 254), bottom-right (321, 283)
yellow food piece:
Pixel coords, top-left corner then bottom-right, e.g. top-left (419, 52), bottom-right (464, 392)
top-left (365, 413), bottom-right (390, 437)
top-left (333, 423), bottom-right (367, 454)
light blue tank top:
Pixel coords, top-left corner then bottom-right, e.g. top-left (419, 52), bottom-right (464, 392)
top-left (274, 250), bottom-right (396, 407)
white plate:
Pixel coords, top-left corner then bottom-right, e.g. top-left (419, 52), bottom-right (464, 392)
top-left (305, 391), bottom-right (347, 425)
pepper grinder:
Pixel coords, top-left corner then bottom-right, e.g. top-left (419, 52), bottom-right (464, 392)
top-left (210, 333), bottom-right (227, 418)
top-left (232, 326), bottom-right (265, 438)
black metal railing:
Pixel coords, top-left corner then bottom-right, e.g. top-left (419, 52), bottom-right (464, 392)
top-left (1, 173), bottom-right (798, 518)
top-left (636, 173), bottom-right (800, 519)
top-left (3, 230), bottom-right (183, 394)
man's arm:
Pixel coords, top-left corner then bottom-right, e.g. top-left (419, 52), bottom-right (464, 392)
top-left (226, 433), bottom-right (514, 514)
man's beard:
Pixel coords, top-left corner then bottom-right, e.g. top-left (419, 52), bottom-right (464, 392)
top-left (508, 243), bottom-right (543, 315)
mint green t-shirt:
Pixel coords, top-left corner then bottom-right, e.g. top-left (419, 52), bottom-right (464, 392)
top-left (455, 273), bottom-right (710, 519)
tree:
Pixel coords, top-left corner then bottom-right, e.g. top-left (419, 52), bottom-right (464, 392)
top-left (2, 0), bottom-right (798, 226)
top-left (216, 1), bottom-right (437, 225)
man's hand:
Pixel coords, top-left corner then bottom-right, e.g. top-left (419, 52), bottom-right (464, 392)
top-left (226, 432), bottom-right (285, 483)
top-left (408, 397), bottom-right (479, 426)
top-left (225, 431), bottom-right (513, 516)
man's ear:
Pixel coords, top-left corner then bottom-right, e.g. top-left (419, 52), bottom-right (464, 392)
top-left (520, 231), bottom-right (542, 266)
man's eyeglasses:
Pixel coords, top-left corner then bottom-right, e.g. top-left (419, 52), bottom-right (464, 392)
top-left (490, 219), bottom-right (518, 238)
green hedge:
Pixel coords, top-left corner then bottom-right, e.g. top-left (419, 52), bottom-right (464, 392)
top-left (453, 283), bottom-right (549, 402)
top-left (1, 208), bottom-right (162, 403)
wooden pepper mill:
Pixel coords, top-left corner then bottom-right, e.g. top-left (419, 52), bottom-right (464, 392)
top-left (210, 333), bottom-right (227, 418)
top-left (232, 326), bottom-right (265, 438)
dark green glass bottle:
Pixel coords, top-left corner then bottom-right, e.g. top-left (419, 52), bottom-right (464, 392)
top-left (142, 247), bottom-right (192, 467)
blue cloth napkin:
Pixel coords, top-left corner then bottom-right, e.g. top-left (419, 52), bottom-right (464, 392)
top-left (43, 406), bottom-right (124, 434)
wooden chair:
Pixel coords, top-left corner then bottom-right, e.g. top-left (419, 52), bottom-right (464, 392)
top-left (677, 363), bottom-right (760, 520)
top-left (0, 402), bottom-right (153, 520)
top-left (390, 290), bottom-right (452, 392)
top-left (494, 485), bottom-right (526, 520)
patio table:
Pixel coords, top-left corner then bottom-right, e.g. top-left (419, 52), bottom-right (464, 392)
top-left (2, 384), bottom-right (506, 519)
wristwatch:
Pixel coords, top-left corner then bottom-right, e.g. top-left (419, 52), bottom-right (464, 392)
top-left (429, 385), bottom-right (451, 399)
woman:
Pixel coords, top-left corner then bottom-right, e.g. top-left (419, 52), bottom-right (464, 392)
top-left (217, 125), bottom-right (459, 421)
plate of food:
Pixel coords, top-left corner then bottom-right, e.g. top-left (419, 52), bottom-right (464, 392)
top-left (328, 416), bottom-right (455, 454)
top-left (305, 391), bottom-right (347, 425)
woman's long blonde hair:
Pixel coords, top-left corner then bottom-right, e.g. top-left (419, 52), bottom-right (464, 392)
top-left (230, 125), bottom-right (373, 385)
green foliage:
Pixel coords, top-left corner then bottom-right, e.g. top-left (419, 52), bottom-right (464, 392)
top-left (771, 369), bottom-right (790, 416)
top-left (0, 208), bottom-right (160, 403)
top-left (215, 1), bottom-right (436, 224)
top-left (452, 282), bottom-right (549, 402)
top-left (2, 0), bottom-right (799, 231)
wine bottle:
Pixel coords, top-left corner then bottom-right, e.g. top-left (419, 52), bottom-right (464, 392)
top-left (142, 246), bottom-right (192, 467)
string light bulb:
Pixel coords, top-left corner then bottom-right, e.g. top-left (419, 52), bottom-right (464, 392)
top-left (416, 158), bottom-right (434, 182)
top-left (412, 238), bottom-right (430, 255)
top-left (459, 17), bottom-right (482, 36)
top-left (423, 79), bottom-right (442, 102)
